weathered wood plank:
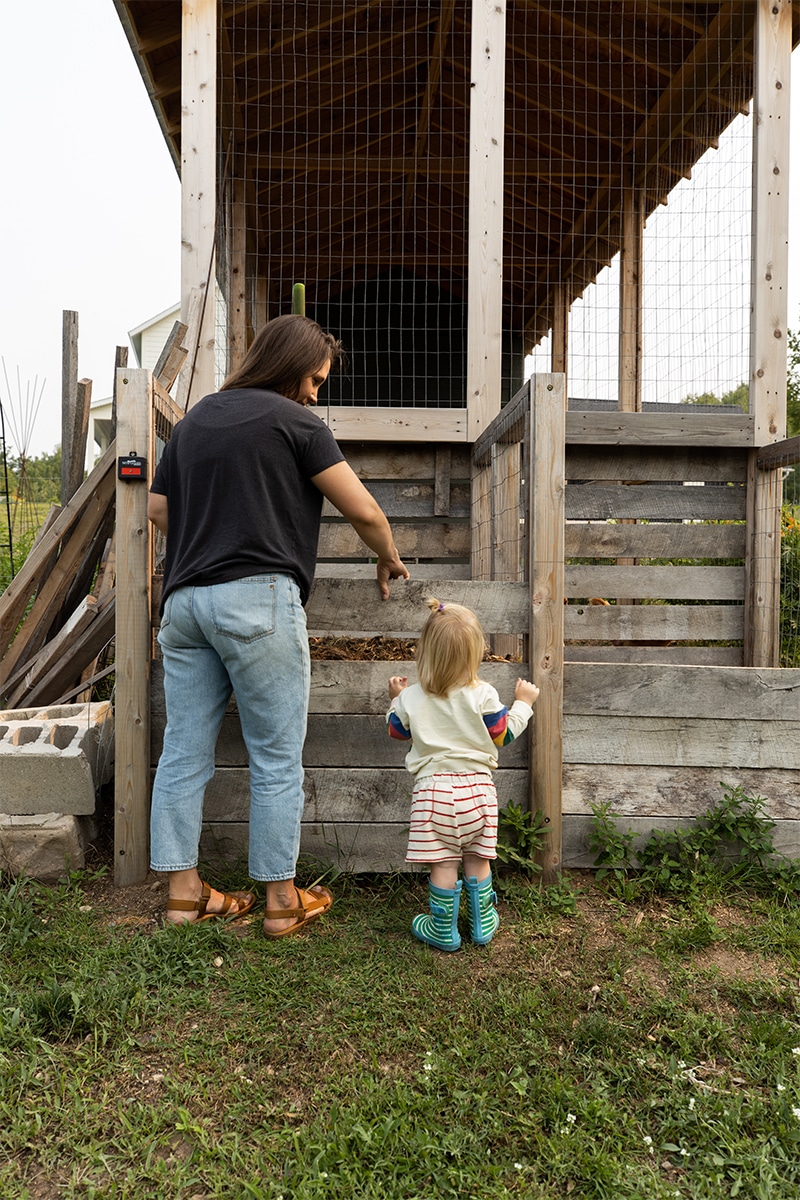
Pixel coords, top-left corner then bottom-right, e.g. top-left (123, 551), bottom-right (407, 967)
top-left (566, 483), bottom-right (746, 521)
top-left (341, 445), bottom-right (470, 481)
top-left (303, 716), bottom-right (526, 768)
top-left (196, 767), bottom-right (528, 823)
top-left (315, 562), bottom-right (472, 580)
top-left (565, 411), bottom-right (755, 447)
top-left (316, 408), bottom-right (467, 442)
top-left (317, 522), bottom-right (470, 561)
top-left (564, 603), bottom-right (743, 641)
top-left (564, 663), bottom-right (800, 721)
top-left (321, 482), bottom-right (469, 520)
top-left (564, 715), bottom-right (800, 769)
top-left (565, 521), bottom-right (745, 560)
top-left (564, 645), bottom-right (742, 666)
top-left (306, 579), bottom-right (528, 636)
top-left (565, 565), bottom-right (744, 601)
top-left (566, 445), bottom-right (748, 483)
top-left (563, 764), bottom-right (800, 819)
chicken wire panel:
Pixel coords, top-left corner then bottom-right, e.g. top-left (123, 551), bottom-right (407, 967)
top-left (515, 3), bottom-right (753, 416)
top-left (217, 0), bottom-right (470, 407)
top-left (214, 3), bottom-right (758, 415)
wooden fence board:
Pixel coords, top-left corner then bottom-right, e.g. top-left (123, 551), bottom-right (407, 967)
top-left (565, 411), bottom-right (754, 446)
top-left (564, 603), bottom-right (743, 641)
top-left (321, 482), bottom-right (469, 520)
top-left (564, 663), bottom-right (800, 721)
top-left (565, 565), bottom-right (744, 601)
top-left (562, 764), bottom-right (800, 819)
top-left (564, 715), bottom-right (800, 769)
top-left (306, 579), bottom-right (528, 635)
top-left (566, 483), bottom-right (746, 521)
top-left (342, 445), bottom-right (471, 480)
top-left (564, 645), bottom-right (743, 665)
top-left (566, 445), bottom-right (748, 483)
top-left (565, 521), bottom-right (745, 560)
top-left (317, 522), bottom-right (469, 561)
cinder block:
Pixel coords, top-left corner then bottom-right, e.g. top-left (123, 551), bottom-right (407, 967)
top-left (0, 813), bottom-right (93, 881)
top-left (0, 701), bottom-right (114, 815)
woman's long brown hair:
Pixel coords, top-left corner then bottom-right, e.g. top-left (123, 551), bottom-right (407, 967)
top-left (220, 314), bottom-right (345, 399)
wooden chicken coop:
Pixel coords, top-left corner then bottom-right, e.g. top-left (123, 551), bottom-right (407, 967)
top-left (109, 0), bottom-right (800, 885)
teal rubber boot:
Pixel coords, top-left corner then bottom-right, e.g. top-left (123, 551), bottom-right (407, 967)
top-left (464, 874), bottom-right (500, 945)
top-left (412, 880), bottom-right (462, 952)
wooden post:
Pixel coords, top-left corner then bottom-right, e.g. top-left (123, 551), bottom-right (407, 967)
top-left (181, 0), bottom-right (217, 408)
top-left (618, 185), bottom-right (644, 414)
top-left (551, 282), bottom-right (569, 392)
top-left (470, 461), bottom-right (492, 581)
top-left (114, 368), bottom-right (153, 885)
top-left (744, 0), bottom-right (791, 665)
top-left (61, 311), bottom-right (79, 504)
top-left (228, 177), bottom-right (249, 373)
top-left (466, 0), bottom-right (507, 443)
top-left (528, 374), bottom-right (565, 884)
top-left (750, 0), bottom-right (790, 446)
top-left (491, 441), bottom-right (522, 658)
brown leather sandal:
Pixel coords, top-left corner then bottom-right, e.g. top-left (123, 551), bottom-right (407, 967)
top-left (262, 885), bottom-right (333, 938)
top-left (166, 882), bottom-right (256, 923)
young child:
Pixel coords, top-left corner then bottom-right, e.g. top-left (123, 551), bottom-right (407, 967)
top-left (387, 597), bottom-right (539, 951)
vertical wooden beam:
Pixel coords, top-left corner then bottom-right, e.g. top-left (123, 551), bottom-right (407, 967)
top-left (181, 0), bottom-right (217, 408)
top-left (750, 0), bottom-right (791, 446)
top-left (528, 374), bottom-right (565, 885)
top-left (114, 368), bottom-right (153, 885)
top-left (470, 462), bottom-right (492, 581)
top-left (228, 177), bottom-right (249, 373)
top-left (744, 449), bottom-right (782, 666)
top-left (61, 311), bottom-right (79, 504)
top-left (110, 346), bottom-right (128, 438)
top-left (466, 0), bottom-right (507, 443)
top-left (618, 185), bottom-right (644, 414)
top-left (550, 282), bottom-right (569, 391)
top-left (492, 441), bottom-right (522, 659)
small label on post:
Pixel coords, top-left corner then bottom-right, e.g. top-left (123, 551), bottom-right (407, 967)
top-left (118, 455), bottom-right (147, 481)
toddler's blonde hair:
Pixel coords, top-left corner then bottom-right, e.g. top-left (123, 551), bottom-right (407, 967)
top-left (416, 597), bottom-right (486, 698)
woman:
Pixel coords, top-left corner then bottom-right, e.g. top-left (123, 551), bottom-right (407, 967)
top-left (148, 314), bottom-right (409, 935)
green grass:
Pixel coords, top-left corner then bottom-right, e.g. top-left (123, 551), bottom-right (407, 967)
top-left (3, 862), bottom-right (800, 1199)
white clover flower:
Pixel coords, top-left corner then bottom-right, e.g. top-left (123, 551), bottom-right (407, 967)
top-left (793, 1106), bottom-right (800, 1120)
top-left (677, 1060), bottom-right (687, 1069)
top-left (514, 1162), bottom-right (523, 1170)
top-left (792, 1047), bottom-right (800, 1057)
top-left (423, 1062), bottom-right (433, 1072)
top-left (688, 1097), bottom-right (695, 1111)
top-left (778, 1084), bottom-right (786, 1092)
top-left (566, 1112), bottom-right (577, 1124)
top-left (680, 1148), bottom-right (690, 1158)
top-left (643, 1135), bottom-right (652, 1145)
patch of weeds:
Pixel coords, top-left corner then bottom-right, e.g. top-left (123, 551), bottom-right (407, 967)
top-left (496, 802), bottom-right (545, 879)
top-left (589, 784), bottom-right (800, 905)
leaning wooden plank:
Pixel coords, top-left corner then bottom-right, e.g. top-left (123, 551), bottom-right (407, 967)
top-left (60, 311), bottom-right (79, 503)
top-left (564, 603), bottom-right (743, 641)
top-left (20, 592), bottom-right (115, 708)
top-left (562, 815), bottom-right (800, 869)
top-left (58, 502), bottom-right (116, 629)
top-left (566, 445), bottom-right (749, 483)
top-left (74, 530), bottom-right (117, 703)
top-left (318, 522), bottom-right (470, 560)
top-left (2, 594), bottom-right (99, 707)
top-left (306, 578), bottom-right (528, 636)
top-left (565, 521), bottom-right (745, 560)
top-left (563, 715), bottom-right (800, 770)
top-left (565, 565), bottom-right (745, 601)
top-left (0, 442), bottom-right (116, 663)
top-left (566, 483), bottom-right (746, 522)
top-left (153, 320), bottom-right (189, 390)
top-left (564, 663), bottom-right (800, 722)
top-left (0, 458), bottom-right (116, 687)
top-left (565, 411), bottom-right (754, 447)
top-left (562, 763), bottom-right (800, 820)
top-left (757, 434), bottom-right (800, 469)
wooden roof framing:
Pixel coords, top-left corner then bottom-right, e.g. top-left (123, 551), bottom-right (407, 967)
top-left (114, 1), bottom-right (800, 351)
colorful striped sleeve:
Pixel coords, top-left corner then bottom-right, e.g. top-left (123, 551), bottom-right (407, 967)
top-left (483, 707), bottom-right (515, 747)
top-left (387, 711), bottom-right (412, 741)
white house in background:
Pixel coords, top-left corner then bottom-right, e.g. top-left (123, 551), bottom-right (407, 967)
top-left (85, 303), bottom-right (180, 472)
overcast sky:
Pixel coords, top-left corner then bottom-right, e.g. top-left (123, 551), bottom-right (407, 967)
top-left (1, 1), bottom-right (799, 458)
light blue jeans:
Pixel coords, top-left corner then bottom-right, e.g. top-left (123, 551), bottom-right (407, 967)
top-left (150, 574), bottom-right (310, 881)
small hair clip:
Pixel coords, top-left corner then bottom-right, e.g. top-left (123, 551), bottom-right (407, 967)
top-left (437, 602), bottom-right (445, 612)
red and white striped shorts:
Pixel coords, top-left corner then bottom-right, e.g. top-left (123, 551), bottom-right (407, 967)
top-left (405, 772), bottom-right (498, 863)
